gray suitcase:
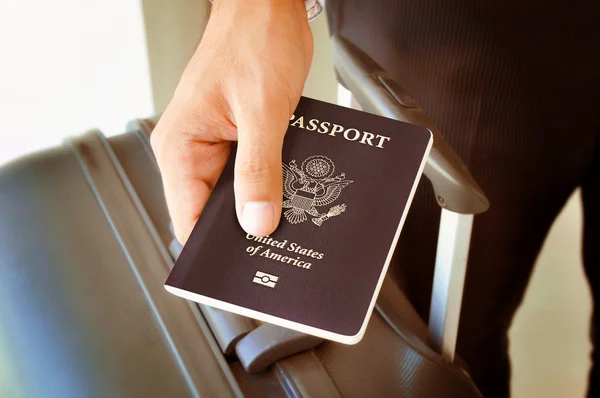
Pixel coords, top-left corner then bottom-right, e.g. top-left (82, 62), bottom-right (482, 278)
top-left (0, 36), bottom-right (488, 397)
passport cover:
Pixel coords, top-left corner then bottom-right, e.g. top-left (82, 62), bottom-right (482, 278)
top-left (165, 96), bottom-right (433, 345)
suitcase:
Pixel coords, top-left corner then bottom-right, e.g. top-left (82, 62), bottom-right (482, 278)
top-left (0, 35), bottom-right (489, 397)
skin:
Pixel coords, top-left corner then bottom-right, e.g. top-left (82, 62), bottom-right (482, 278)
top-left (151, 0), bottom-right (313, 244)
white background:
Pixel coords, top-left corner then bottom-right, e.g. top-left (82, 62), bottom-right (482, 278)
top-left (0, 0), bottom-right (154, 164)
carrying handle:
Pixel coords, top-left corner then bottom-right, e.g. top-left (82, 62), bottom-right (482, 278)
top-left (331, 35), bottom-right (490, 215)
top-left (235, 324), bottom-right (324, 374)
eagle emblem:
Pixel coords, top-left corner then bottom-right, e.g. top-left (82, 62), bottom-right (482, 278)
top-left (282, 155), bottom-right (353, 226)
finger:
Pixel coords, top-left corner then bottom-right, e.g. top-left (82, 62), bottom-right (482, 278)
top-left (152, 117), bottom-right (231, 244)
top-left (234, 107), bottom-right (288, 237)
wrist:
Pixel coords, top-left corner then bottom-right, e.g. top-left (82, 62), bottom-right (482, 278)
top-left (211, 0), bottom-right (309, 23)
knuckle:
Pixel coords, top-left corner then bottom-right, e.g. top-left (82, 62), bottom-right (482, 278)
top-left (239, 155), bottom-right (275, 185)
top-left (172, 216), bottom-right (196, 245)
top-left (174, 227), bottom-right (190, 245)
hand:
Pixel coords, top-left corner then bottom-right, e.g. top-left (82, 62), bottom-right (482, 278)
top-left (151, 0), bottom-right (313, 244)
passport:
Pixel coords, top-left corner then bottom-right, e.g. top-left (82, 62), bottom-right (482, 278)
top-left (164, 96), bottom-right (433, 345)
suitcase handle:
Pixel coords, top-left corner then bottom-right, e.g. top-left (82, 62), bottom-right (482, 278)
top-left (235, 324), bottom-right (324, 373)
top-left (331, 35), bottom-right (490, 215)
top-left (332, 35), bottom-right (489, 362)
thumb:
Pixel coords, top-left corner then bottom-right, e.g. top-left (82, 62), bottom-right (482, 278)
top-left (234, 108), bottom-right (288, 237)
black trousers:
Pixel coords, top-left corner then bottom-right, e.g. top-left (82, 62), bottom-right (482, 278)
top-left (326, 1), bottom-right (600, 396)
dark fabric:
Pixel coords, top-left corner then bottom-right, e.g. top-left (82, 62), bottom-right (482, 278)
top-left (325, 1), bottom-right (600, 396)
top-left (582, 146), bottom-right (600, 397)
